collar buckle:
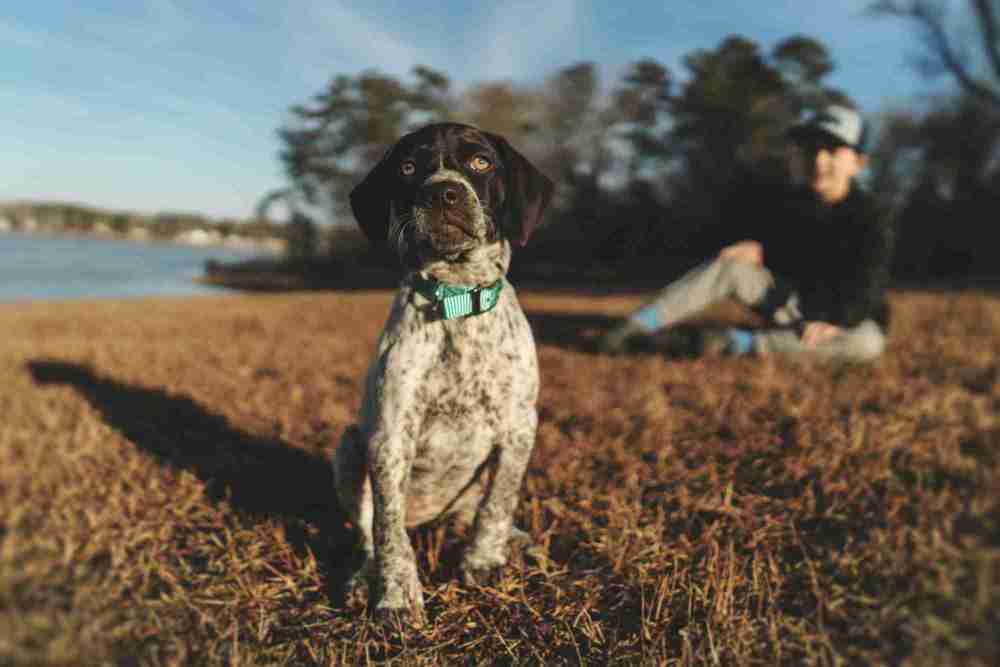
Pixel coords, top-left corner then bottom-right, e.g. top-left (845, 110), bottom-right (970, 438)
top-left (414, 276), bottom-right (503, 321)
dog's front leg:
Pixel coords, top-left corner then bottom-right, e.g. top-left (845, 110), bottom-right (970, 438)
top-left (367, 429), bottom-right (424, 625)
top-left (366, 377), bottom-right (426, 626)
top-left (461, 409), bottom-right (537, 586)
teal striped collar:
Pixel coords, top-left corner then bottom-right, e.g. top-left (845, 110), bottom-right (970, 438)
top-left (412, 275), bottom-right (504, 320)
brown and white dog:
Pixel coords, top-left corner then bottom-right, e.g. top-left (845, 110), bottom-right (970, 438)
top-left (333, 123), bottom-right (554, 625)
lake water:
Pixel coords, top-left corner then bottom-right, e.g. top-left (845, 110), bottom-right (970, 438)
top-left (0, 232), bottom-right (265, 303)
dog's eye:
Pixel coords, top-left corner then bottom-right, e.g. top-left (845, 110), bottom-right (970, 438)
top-left (400, 160), bottom-right (416, 177)
top-left (469, 155), bottom-right (492, 173)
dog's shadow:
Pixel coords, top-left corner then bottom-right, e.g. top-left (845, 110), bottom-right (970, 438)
top-left (26, 359), bottom-right (360, 602)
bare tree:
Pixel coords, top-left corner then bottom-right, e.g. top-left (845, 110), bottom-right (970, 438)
top-left (870, 0), bottom-right (1000, 107)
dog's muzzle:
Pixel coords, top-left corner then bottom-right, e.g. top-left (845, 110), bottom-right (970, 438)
top-left (424, 181), bottom-right (466, 209)
top-left (420, 180), bottom-right (479, 239)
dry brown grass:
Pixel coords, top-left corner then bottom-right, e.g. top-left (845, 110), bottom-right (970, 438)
top-left (1, 287), bottom-right (998, 665)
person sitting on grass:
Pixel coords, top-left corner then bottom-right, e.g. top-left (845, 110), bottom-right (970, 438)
top-left (599, 104), bottom-right (895, 363)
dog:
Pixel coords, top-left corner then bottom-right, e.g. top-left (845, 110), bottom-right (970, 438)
top-left (332, 123), bottom-right (554, 625)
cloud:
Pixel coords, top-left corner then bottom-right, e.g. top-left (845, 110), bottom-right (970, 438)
top-left (275, 0), bottom-right (587, 91)
top-left (286, 1), bottom-right (440, 88)
top-left (479, 0), bottom-right (582, 83)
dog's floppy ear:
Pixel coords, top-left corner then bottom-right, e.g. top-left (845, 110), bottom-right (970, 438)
top-left (486, 133), bottom-right (555, 246)
top-left (349, 145), bottom-right (399, 245)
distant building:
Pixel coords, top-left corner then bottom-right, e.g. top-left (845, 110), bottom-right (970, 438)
top-left (176, 228), bottom-right (223, 246)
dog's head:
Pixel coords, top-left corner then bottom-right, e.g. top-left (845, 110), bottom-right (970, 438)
top-left (349, 123), bottom-right (554, 263)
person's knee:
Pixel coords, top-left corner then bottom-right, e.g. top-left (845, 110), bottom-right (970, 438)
top-left (847, 323), bottom-right (886, 363)
top-left (717, 258), bottom-right (772, 305)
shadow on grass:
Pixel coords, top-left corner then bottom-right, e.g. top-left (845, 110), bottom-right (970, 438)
top-left (25, 359), bottom-right (360, 604)
top-left (524, 309), bottom-right (713, 357)
top-left (523, 310), bottom-right (620, 353)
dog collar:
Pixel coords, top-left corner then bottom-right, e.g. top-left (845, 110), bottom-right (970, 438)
top-left (413, 275), bottom-right (504, 320)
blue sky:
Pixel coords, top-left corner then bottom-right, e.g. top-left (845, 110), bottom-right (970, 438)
top-left (1, 1), bottom-right (950, 220)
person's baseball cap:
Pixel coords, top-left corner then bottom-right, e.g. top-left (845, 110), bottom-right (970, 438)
top-left (788, 105), bottom-right (867, 153)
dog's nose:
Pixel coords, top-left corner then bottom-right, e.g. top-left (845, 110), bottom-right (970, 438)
top-left (426, 182), bottom-right (464, 208)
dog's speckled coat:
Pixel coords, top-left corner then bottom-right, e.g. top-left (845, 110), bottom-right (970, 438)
top-left (333, 123), bottom-right (554, 624)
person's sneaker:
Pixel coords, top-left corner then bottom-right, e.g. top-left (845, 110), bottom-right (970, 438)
top-left (701, 328), bottom-right (756, 356)
top-left (597, 320), bottom-right (645, 354)
top-left (599, 324), bottom-right (756, 358)
top-left (651, 326), bottom-right (705, 358)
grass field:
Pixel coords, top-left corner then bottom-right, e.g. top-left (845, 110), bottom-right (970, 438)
top-left (1, 287), bottom-right (998, 665)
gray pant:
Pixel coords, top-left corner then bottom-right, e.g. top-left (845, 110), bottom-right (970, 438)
top-left (629, 258), bottom-right (886, 363)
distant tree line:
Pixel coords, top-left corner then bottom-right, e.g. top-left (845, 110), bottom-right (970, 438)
top-left (270, 0), bottom-right (1000, 284)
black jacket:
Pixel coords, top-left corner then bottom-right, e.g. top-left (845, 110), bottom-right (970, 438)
top-left (717, 180), bottom-right (895, 329)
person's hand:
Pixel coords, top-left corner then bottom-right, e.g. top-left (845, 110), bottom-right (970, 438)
top-left (719, 240), bottom-right (764, 266)
top-left (800, 321), bottom-right (843, 347)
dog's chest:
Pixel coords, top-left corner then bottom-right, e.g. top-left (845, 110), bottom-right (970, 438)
top-left (369, 289), bottom-right (537, 451)
top-left (414, 298), bottom-right (534, 399)
top-left (417, 319), bottom-right (529, 413)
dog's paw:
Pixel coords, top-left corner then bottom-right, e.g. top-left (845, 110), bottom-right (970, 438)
top-left (369, 559), bottom-right (426, 628)
top-left (460, 548), bottom-right (508, 588)
top-left (508, 527), bottom-right (533, 550)
top-left (461, 526), bottom-right (539, 587)
top-left (461, 563), bottom-right (505, 588)
top-left (370, 605), bottom-right (426, 632)
top-left (508, 527), bottom-right (549, 565)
